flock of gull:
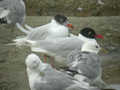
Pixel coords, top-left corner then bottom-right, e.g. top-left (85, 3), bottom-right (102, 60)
top-left (0, 0), bottom-right (113, 90)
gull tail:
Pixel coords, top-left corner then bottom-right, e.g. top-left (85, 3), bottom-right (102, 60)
top-left (25, 24), bottom-right (34, 31)
top-left (12, 37), bottom-right (28, 46)
top-left (6, 43), bottom-right (18, 46)
top-left (16, 23), bottom-right (30, 34)
top-left (6, 36), bottom-right (28, 47)
top-left (7, 36), bottom-right (36, 48)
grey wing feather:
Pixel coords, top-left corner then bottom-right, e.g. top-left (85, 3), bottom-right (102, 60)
top-left (68, 51), bottom-right (101, 80)
top-left (44, 69), bottom-right (74, 90)
top-left (54, 38), bottom-right (83, 58)
top-left (27, 24), bottom-right (50, 40)
top-left (33, 37), bottom-right (83, 58)
top-left (33, 65), bottom-right (74, 90)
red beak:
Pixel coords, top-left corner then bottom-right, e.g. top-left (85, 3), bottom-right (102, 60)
top-left (67, 24), bottom-right (74, 29)
top-left (95, 34), bottom-right (104, 39)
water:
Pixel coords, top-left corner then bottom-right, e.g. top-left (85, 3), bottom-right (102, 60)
top-left (0, 16), bottom-right (120, 90)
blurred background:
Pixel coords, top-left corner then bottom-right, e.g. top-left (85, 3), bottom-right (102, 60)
top-left (0, 0), bottom-right (120, 90)
top-left (24, 0), bottom-right (120, 16)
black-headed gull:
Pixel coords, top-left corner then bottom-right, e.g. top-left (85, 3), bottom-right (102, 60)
top-left (13, 14), bottom-right (74, 61)
top-left (0, 0), bottom-right (25, 25)
top-left (28, 28), bottom-right (103, 65)
top-left (16, 14), bottom-right (74, 40)
top-left (25, 53), bottom-right (100, 90)
top-left (66, 41), bottom-right (107, 89)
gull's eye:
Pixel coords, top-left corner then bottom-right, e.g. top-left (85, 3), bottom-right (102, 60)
top-left (96, 45), bottom-right (99, 48)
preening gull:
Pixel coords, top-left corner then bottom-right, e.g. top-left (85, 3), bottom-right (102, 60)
top-left (66, 41), bottom-right (107, 89)
top-left (25, 53), bottom-right (100, 90)
top-left (0, 0), bottom-right (25, 25)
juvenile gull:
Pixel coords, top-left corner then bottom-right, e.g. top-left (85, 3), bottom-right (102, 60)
top-left (11, 14), bottom-right (74, 52)
top-left (25, 53), bottom-right (100, 90)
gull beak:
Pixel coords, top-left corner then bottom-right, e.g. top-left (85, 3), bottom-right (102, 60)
top-left (66, 24), bottom-right (74, 29)
top-left (95, 34), bottom-right (104, 39)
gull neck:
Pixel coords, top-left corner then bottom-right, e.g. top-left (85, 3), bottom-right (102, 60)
top-left (78, 34), bottom-right (95, 43)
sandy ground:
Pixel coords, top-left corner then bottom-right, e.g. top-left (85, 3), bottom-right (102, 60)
top-left (0, 16), bottom-right (120, 90)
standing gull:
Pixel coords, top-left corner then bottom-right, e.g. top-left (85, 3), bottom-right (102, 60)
top-left (14, 14), bottom-right (74, 61)
top-left (25, 53), bottom-right (100, 90)
top-left (27, 28), bottom-right (103, 65)
top-left (16, 14), bottom-right (74, 40)
top-left (0, 0), bottom-right (25, 25)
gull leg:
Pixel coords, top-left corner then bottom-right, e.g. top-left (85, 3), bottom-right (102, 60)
top-left (43, 54), bottom-right (55, 68)
top-left (50, 56), bottom-right (55, 68)
top-left (43, 55), bottom-right (47, 63)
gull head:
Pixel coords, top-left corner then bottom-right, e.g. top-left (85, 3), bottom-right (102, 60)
top-left (54, 14), bottom-right (74, 29)
top-left (79, 27), bottom-right (104, 39)
top-left (81, 41), bottom-right (101, 54)
top-left (25, 53), bottom-right (41, 69)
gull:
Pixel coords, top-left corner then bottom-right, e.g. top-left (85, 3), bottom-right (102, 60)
top-left (66, 41), bottom-right (107, 89)
top-left (25, 53), bottom-right (100, 90)
top-left (14, 14), bottom-right (74, 61)
top-left (16, 14), bottom-right (74, 40)
top-left (0, 0), bottom-right (25, 26)
top-left (27, 28), bottom-right (103, 65)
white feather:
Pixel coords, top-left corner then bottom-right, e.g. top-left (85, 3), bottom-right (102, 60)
top-left (0, 9), bottom-right (10, 18)
top-left (25, 24), bottom-right (34, 31)
top-left (16, 23), bottom-right (30, 34)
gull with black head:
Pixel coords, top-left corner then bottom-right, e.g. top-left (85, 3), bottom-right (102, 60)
top-left (16, 14), bottom-right (74, 40)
